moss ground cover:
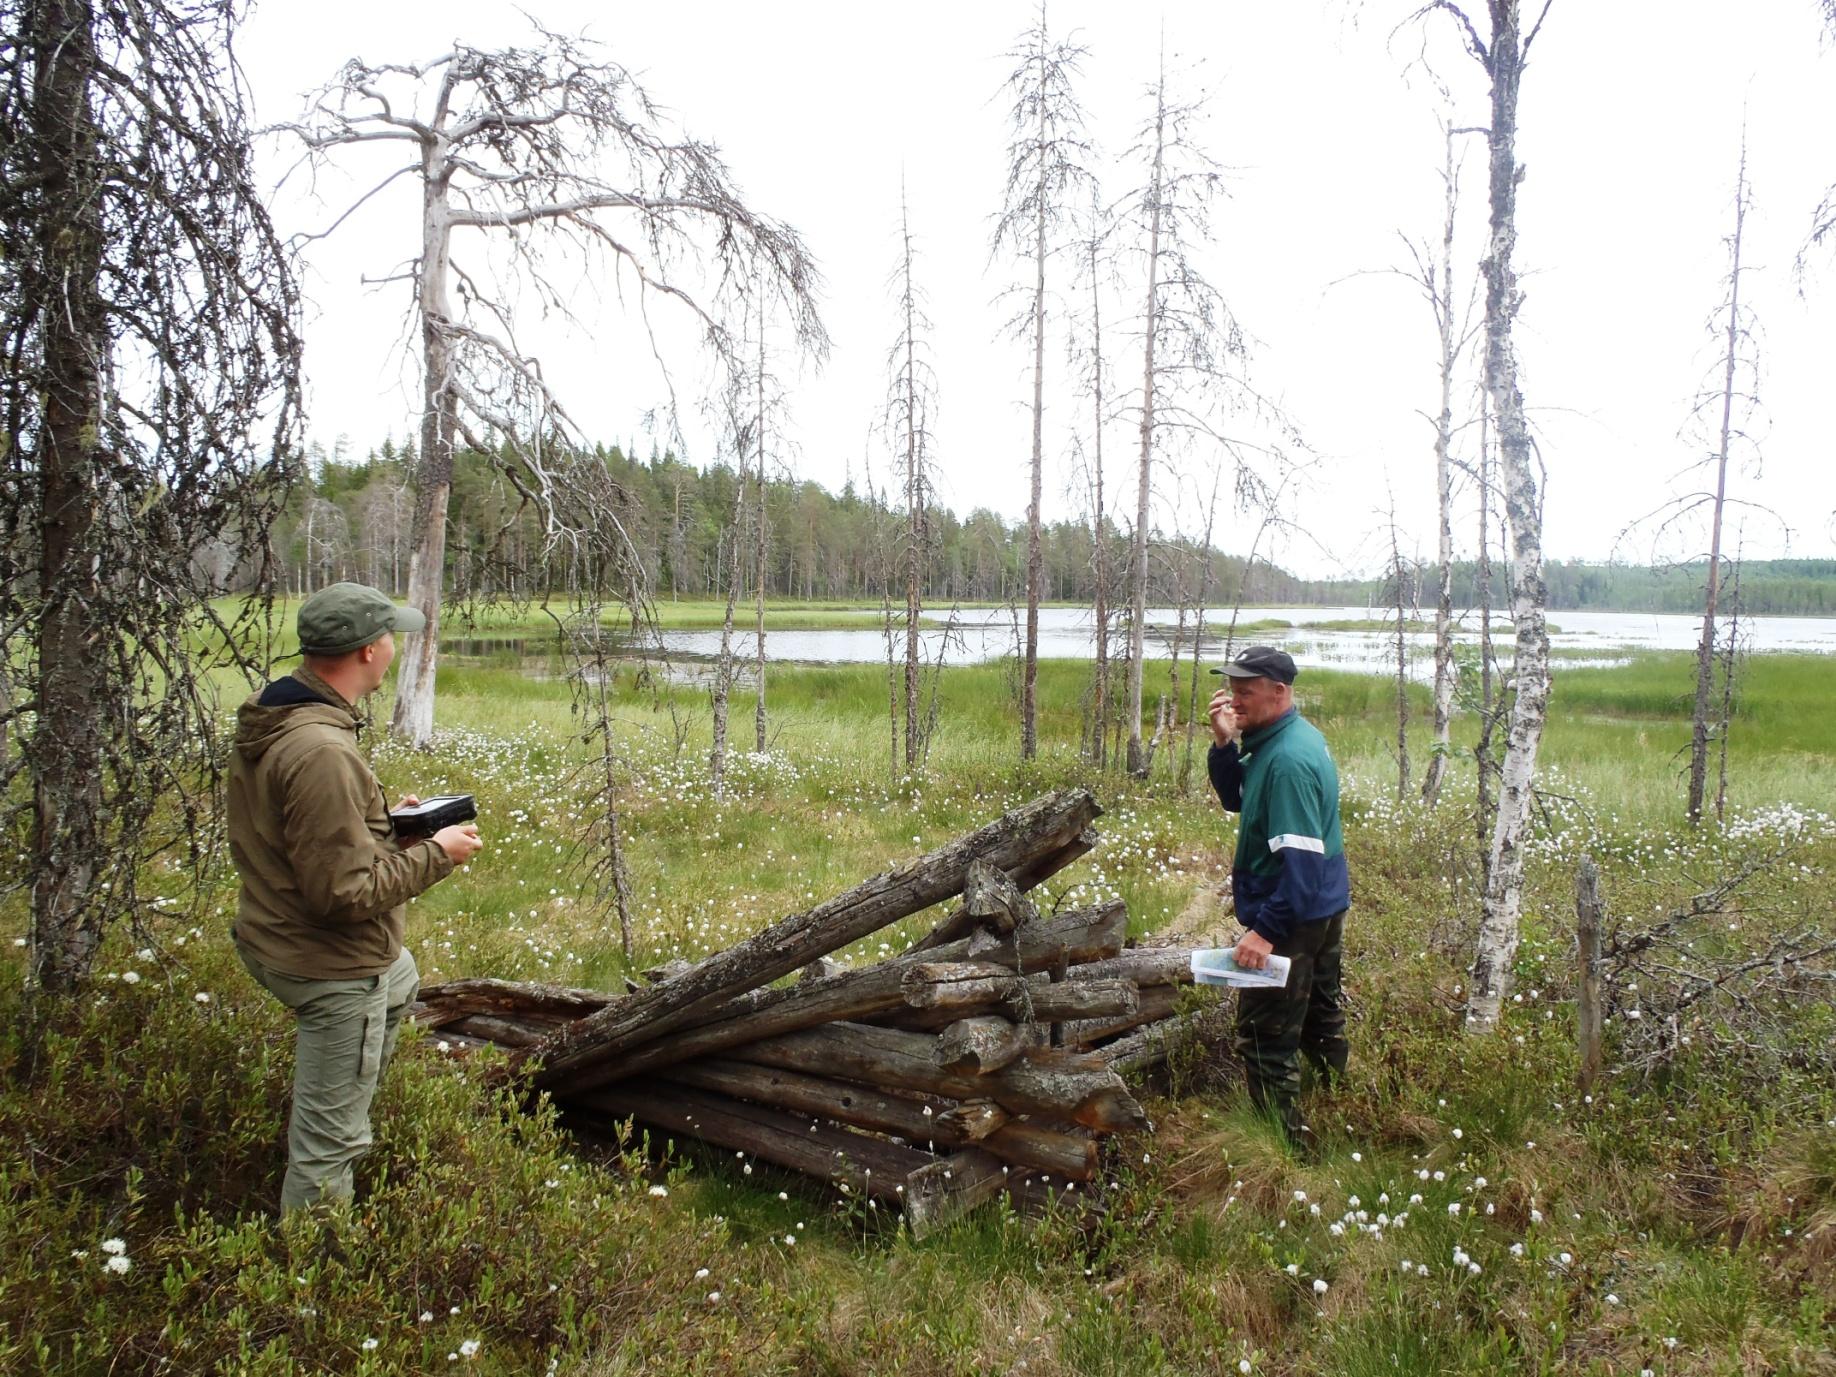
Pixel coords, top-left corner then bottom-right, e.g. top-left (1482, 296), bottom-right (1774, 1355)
top-left (3, 632), bottom-right (1832, 1374)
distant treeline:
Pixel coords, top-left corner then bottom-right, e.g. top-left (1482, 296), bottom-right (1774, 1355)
top-left (1294, 559), bottom-right (1836, 617)
top-left (274, 439), bottom-right (1836, 616)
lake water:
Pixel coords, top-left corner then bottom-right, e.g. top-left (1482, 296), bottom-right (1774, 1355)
top-left (455, 605), bottom-right (1836, 682)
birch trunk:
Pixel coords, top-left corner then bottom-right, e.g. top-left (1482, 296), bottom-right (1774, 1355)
top-left (1422, 122), bottom-right (1460, 808)
top-left (390, 159), bottom-right (456, 749)
top-left (1468, 0), bottom-right (1551, 1032)
top-left (900, 205), bottom-right (924, 773)
top-left (1125, 78), bottom-right (1166, 779)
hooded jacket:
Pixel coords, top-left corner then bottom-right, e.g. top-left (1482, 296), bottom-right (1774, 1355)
top-left (228, 665), bottom-right (453, 979)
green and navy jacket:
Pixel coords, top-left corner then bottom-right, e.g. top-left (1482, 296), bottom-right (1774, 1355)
top-left (1208, 708), bottom-right (1350, 942)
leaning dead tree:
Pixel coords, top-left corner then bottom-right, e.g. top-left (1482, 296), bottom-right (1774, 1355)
top-left (1423, 0), bottom-right (1557, 1032)
top-left (1, 0), bottom-right (303, 995)
top-left (1118, 50), bottom-right (1246, 778)
top-left (280, 27), bottom-right (825, 747)
top-left (992, 2), bottom-right (1093, 760)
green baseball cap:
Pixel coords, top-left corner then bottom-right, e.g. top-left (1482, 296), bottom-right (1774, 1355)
top-left (297, 582), bottom-right (426, 656)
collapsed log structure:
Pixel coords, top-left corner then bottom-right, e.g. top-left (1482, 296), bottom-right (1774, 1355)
top-left (412, 788), bottom-right (1225, 1237)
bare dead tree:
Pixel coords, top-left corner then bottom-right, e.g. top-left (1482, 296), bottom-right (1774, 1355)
top-left (1384, 503), bottom-right (1416, 802)
top-left (280, 26), bottom-right (825, 747)
top-left (708, 434), bottom-right (749, 802)
top-left (1, 0), bottom-right (303, 996)
top-left (992, 1), bottom-right (1093, 760)
top-left (1069, 184), bottom-right (1118, 768)
top-left (1420, 0), bottom-right (1559, 1032)
top-left (1117, 48), bottom-right (1248, 778)
top-left (886, 187), bottom-right (940, 774)
top-left (538, 452), bottom-right (660, 967)
top-left (1714, 543), bottom-right (1746, 824)
top-left (1178, 466), bottom-right (1224, 794)
top-left (1685, 133), bottom-right (1758, 826)
top-left (1413, 114), bottom-right (1482, 806)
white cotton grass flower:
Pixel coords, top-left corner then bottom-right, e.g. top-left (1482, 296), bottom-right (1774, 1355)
top-left (362, 1338), bottom-right (379, 1351)
top-left (1239, 1362), bottom-right (1252, 1376)
top-left (121, 970), bottom-right (141, 985)
top-left (707, 1291), bottom-right (722, 1304)
top-left (194, 992), bottom-right (211, 1004)
top-left (1283, 1263), bottom-right (1299, 1276)
top-left (648, 1184), bottom-right (668, 1198)
top-left (458, 1338), bottom-right (480, 1357)
top-left (104, 1255), bottom-right (132, 1275)
top-left (1312, 1278), bottom-right (1329, 1295)
top-left (101, 1238), bottom-right (127, 1255)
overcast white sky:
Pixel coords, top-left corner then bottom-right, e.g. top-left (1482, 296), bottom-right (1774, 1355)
top-left (237, 1), bottom-right (1836, 580)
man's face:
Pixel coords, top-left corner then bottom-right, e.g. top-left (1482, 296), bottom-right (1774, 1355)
top-left (1228, 674), bottom-right (1290, 733)
top-left (361, 631), bottom-right (396, 695)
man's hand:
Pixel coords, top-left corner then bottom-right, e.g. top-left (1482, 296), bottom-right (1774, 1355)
top-left (396, 793), bottom-right (420, 810)
top-left (1208, 688), bottom-right (1242, 748)
top-left (433, 824), bottom-right (484, 866)
top-left (1233, 928), bottom-right (1274, 971)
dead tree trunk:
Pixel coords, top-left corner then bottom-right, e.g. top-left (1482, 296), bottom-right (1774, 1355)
top-left (754, 319), bottom-right (770, 754)
top-left (1688, 139), bottom-right (1750, 827)
top-left (1125, 87), bottom-right (1164, 780)
top-left (709, 476), bottom-right (747, 800)
top-left (1575, 854), bottom-right (1603, 1093)
top-left (26, 0), bottom-right (108, 994)
top-left (1423, 119), bottom-right (1463, 808)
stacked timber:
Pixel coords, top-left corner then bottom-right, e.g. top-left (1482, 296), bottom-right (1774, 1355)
top-left (412, 789), bottom-right (1223, 1237)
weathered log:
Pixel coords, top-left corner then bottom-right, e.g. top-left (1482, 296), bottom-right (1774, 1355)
top-left (1068, 947), bottom-right (1197, 986)
top-left (653, 1060), bottom-right (1093, 1178)
top-left (1059, 984), bottom-right (1187, 1047)
top-left (1102, 1007), bottom-right (1216, 1076)
top-left (902, 901), bottom-right (1128, 974)
top-left (732, 1022), bottom-right (1145, 1132)
top-left (604, 961), bottom-right (1020, 1082)
top-left (800, 957), bottom-right (843, 984)
top-left (909, 857), bottom-right (1040, 953)
top-left (568, 1079), bottom-right (1021, 1238)
top-left (937, 1016), bottom-right (1029, 1074)
top-left (443, 1013), bottom-right (551, 1049)
top-left (905, 1149), bottom-right (1010, 1237)
top-left (565, 1079), bottom-right (922, 1203)
top-left (875, 970), bottom-right (1140, 1033)
top-left (411, 976), bottom-right (612, 1029)
top-left (933, 1099), bottom-right (1007, 1142)
top-left (530, 789), bottom-right (1103, 1088)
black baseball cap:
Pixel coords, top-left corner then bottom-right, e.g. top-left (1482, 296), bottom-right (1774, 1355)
top-left (1209, 645), bottom-right (1298, 684)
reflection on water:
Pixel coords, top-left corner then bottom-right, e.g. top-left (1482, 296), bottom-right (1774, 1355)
top-left (440, 605), bottom-right (1836, 682)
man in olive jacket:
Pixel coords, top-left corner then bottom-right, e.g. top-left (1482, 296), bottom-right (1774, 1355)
top-left (230, 583), bottom-right (483, 1213)
top-left (1206, 646), bottom-right (1351, 1150)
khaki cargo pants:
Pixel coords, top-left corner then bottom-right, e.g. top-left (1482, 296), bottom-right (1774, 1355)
top-left (238, 944), bottom-right (420, 1214)
top-left (1234, 911), bottom-right (1349, 1146)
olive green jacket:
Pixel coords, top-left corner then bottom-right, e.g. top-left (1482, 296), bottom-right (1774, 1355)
top-left (228, 666), bottom-right (453, 979)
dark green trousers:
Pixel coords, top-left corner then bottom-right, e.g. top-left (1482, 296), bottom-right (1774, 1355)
top-left (1234, 911), bottom-right (1349, 1143)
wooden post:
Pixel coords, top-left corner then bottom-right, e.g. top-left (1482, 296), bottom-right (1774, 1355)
top-left (1575, 854), bottom-right (1603, 1093)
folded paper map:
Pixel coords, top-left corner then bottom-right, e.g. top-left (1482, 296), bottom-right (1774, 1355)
top-left (1190, 948), bottom-right (1292, 989)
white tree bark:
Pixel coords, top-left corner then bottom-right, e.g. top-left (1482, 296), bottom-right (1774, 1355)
top-left (1467, 0), bottom-right (1552, 1032)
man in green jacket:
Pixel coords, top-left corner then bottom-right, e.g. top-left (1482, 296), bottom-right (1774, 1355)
top-left (1206, 646), bottom-right (1351, 1150)
top-left (229, 582), bottom-right (483, 1213)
